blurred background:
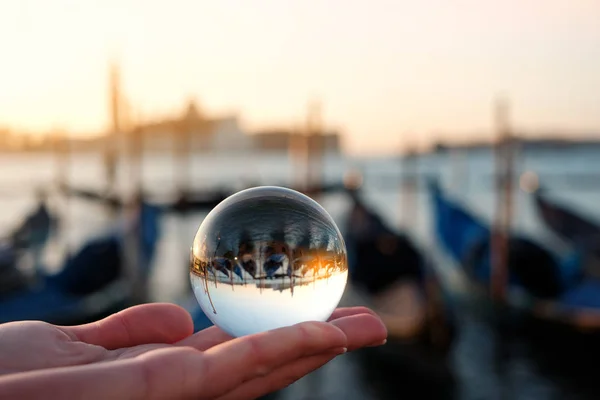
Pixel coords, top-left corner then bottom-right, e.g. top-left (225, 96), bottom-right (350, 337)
top-left (1, 1), bottom-right (600, 399)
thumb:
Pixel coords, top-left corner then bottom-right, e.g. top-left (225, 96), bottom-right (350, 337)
top-left (62, 303), bottom-right (194, 349)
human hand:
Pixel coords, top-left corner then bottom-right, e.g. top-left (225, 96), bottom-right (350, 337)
top-left (0, 303), bottom-right (386, 399)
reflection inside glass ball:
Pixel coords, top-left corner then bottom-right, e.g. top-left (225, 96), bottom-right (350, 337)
top-left (190, 186), bottom-right (348, 337)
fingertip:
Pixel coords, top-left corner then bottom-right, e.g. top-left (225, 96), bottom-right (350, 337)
top-left (330, 313), bottom-right (387, 351)
top-left (136, 302), bottom-right (194, 323)
top-left (328, 306), bottom-right (378, 321)
top-left (147, 303), bottom-right (195, 341)
top-left (294, 320), bottom-right (348, 349)
top-left (352, 306), bottom-right (378, 317)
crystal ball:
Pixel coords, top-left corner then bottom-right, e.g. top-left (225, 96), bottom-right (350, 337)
top-left (190, 186), bottom-right (348, 337)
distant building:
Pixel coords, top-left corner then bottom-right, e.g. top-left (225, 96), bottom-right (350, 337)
top-left (135, 100), bottom-right (253, 153)
top-left (209, 115), bottom-right (253, 152)
top-left (0, 128), bottom-right (12, 151)
top-left (58, 104), bottom-right (344, 156)
top-left (0, 129), bottom-right (43, 152)
top-left (0, 60), bottom-right (344, 155)
top-left (430, 136), bottom-right (600, 154)
top-left (252, 130), bottom-right (341, 153)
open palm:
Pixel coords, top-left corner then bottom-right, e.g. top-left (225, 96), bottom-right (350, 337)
top-left (0, 303), bottom-right (386, 399)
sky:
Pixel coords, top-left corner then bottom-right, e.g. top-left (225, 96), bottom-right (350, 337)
top-left (0, 0), bottom-right (599, 155)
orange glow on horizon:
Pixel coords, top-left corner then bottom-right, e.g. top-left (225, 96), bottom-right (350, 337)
top-left (1, 0), bottom-right (600, 155)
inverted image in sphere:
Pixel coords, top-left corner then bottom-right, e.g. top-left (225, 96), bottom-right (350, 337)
top-left (190, 186), bottom-right (348, 337)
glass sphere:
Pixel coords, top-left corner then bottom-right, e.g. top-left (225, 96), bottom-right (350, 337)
top-left (190, 186), bottom-right (348, 337)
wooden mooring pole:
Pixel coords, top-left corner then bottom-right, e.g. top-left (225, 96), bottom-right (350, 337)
top-left (490, 96), bottom-right (515, 303)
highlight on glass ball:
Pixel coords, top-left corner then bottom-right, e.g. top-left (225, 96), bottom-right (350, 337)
top-left (190, 186), bottom-right (348, 338)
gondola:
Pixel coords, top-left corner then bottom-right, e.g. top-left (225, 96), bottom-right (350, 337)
top-left (533, 188), bottom-right (600, 265)
top-left (0, 200), bottom-right (161, 326)
top-left (343, 189), bottom-right (453, 342)
top-left (7, 194), bottom-right (55, 251)
top-left (59, 184), bottom-right (226, 330)
top-left (428, 178), bottom-right (600, 332)
top-left (0, 194), bottom-right (56, 293)
top-left (338, 189), bottom-right (457, 399)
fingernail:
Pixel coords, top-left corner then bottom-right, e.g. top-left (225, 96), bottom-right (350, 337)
top-left (367, 339), bottom-right (387, 347)
top-left (328, 347), bottom-right (347, 355)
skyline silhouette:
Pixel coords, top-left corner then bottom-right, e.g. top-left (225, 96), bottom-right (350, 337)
top-left (1, 1), bottom-right (599, 155)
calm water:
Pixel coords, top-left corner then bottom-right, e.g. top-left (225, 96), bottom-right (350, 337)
top-left (1, 148), bottom-right (599, 399)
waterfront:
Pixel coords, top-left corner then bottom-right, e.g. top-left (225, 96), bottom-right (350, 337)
top-left (2, 147), bottom-right (600, 399)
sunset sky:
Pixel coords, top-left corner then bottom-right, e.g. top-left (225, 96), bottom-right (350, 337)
top-left (0, 0), bottom-right (599, 154)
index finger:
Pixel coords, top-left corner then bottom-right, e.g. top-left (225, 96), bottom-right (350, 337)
top-left (177, 306), bottom-right (377, 351)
